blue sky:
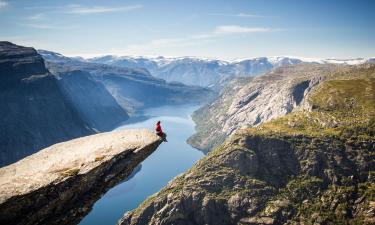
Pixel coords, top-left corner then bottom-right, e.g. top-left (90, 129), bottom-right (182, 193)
top-left (0, 0), bottom-right (374, 59)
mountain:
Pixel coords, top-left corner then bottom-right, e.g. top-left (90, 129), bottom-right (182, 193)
top-left (39, 50), bottom-right (214, 114)
top-left (54, 70), bottom-right (129, 131)
top-left (87, 56), bottom-right (303, 89)
top-left (188, 64), bottom-right (338, 152)
top-left (119, 64), bottom-right (375, 225)
top-left (0, 42), bottom-right (93, 166)
top-left (87, 55), bottom-right (374, 89)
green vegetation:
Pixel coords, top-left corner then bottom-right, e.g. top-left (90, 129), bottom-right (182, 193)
top-left (60, 168), bottom-right (80, 177)
top-left (291, 182), bottom-right (374, 224)
top-left (126, 65), bottom-right (375, 224)
top-left (249, 69), bottom-right (375, 139)
top-left (94, 156), bottom-right (105, 162)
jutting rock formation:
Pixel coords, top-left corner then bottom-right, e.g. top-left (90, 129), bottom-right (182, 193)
top-left (0, 129), bottom-right (162, 225)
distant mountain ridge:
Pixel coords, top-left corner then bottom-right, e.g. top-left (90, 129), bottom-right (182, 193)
top-left (86, 55), bottom-right (374, 88)
top-left (87, 55), bottom-right (302, 88)
top-left (39, 50), bottom-right (374, 89)
top-left (38, 50), bottom-right (214, 115)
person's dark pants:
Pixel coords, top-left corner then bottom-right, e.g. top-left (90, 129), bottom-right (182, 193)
top-left (157, 132), bottom-right (168, 142)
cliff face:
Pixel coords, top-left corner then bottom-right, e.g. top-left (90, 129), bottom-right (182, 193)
top-left (119, 65), bottom-right (375, 225)
top-left (55, 70), bottom-right (129, 131)
top-left (0, 129), bottom-right (162, 225)
top-left (0, 42), bottom-right (93, 166)
top-left (100, 72), bottom-right (213, 110)
top-left (188, 64), bottom-right (341, 152)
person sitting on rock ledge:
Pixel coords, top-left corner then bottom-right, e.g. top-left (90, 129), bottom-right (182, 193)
top-left (155, 121), bottom-right (167, 142)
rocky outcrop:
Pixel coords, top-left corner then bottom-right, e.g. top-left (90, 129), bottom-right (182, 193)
top-left (119, 135), bottom-right (374, 225)
top-left (0, 129), bottom-right (162, 225)
top-left (0, 42), bottom-right (93, 166)
top-left (119, 65), bottom-right (375, 225)
top-left (188, 64), bottom-right (340, 152)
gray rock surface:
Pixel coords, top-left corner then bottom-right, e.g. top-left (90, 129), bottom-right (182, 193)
top-left (0, 42), bottom-right (93, 166)
top-left (188, 64), bottom-right (338, 152)
top-left (119, 132), bottom-right (374, 225)
top-left (0, 129), bottom-right (162, 225)
top-left (118, 66), bottom-right (375, 224)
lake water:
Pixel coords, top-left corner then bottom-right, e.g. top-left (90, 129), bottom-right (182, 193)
top-left (79, 104), bottom-right (204, 225)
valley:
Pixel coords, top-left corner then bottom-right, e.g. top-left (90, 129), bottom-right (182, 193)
top-left (1, 1), bottom-right (374, 224)
top-left (0, 42), bottom-right (212, 166)
top-left (0, 41), bottom-right (374, 225)
top-left (79, 105), bottom-right (204, 225)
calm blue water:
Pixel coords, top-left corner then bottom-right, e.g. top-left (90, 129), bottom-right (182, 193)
top-left (79, 104), bottom-right (204, 225)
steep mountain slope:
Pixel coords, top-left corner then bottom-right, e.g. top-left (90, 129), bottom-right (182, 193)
top-left (39, 50), bottom-right (214, 114)
top-left (0, 42), bottom-right (93, 166)
top-left (119, 64), bottom-right (375, 225)
top-left (88, 56), bottom-right (303, 88)
top-left (188, 64), bottom-right (339, 152)
top-left (55, 70), bottom-right (129, 131)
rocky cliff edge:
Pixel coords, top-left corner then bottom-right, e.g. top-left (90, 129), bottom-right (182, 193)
top-left (0, 129), bottom-right (162, 225)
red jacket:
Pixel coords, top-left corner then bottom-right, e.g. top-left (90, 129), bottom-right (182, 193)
top-left (156, 123), bottom-right (163, 134)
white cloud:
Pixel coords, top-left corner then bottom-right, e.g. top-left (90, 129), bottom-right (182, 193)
top-left (236, 13), bottom-right (263, 18)
top-left (124, 25), bottom-right (279, 54)
top-left (66, 4), bottom-right (142, 14)
top-left (25, 6), bottom-right (59, 10)
top-left (27, 13), bottom-right (44, 20)
top-left (0, 0), bottom-right (8, 9)
top-left (20, 23), bottom-right (78, 30)
top-left (25, 4), bottom-right (80, 10)
top-left (24, 4), bottom-right (142, 15)
top-left (67, 4), bottom-right (81, 8)
top-left (214, 25), bottom-right (273, 34)
top-left (210, 13), bottom-right (263, 18)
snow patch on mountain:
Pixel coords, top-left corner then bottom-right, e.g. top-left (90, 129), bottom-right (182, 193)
top-left (51, 52), bottom-right (374, 88)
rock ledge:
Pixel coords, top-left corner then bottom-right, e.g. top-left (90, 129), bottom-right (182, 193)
top-left (0, 129), bottom-right (162, 225)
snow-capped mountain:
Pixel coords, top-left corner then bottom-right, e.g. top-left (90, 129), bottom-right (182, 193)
top-left (37, 49), bottom-right (214, 115)
top-left (288, 57), bottom-right (370, 65)
top-left (87, 56), bottom-right (304, 88)
top-left (87, 55), bottom-right (373, 88)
